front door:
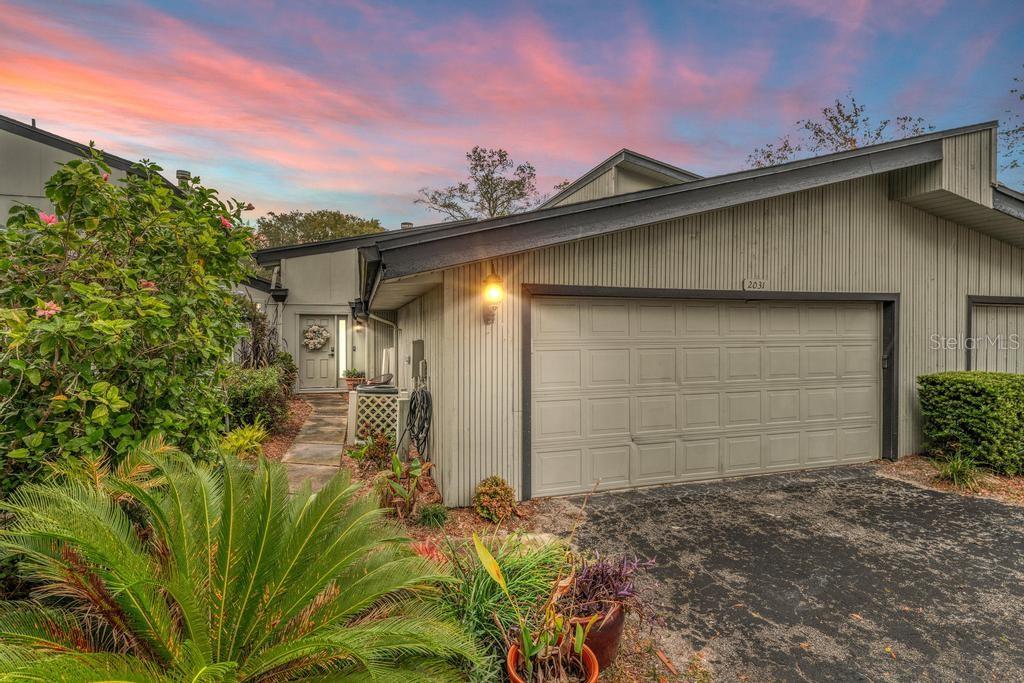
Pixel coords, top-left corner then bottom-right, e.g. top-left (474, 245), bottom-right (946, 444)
top-left (299, 315), bottom-right (337, 390)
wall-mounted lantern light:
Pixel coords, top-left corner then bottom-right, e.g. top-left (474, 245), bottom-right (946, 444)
top-left (354, 318), bottom-right (365, 333)
top-left (482, 270), bottom-right (505, 324)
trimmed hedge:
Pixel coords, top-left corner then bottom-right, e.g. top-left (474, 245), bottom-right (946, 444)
top-left (918, 371), bottom-right (1024, 474)
top-left (223, 364), bottom-right (288, 431)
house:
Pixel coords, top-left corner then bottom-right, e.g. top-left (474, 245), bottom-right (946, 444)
top-left (257, 121), bottom-right (1024, 507)
top-left (0, 113), bottom-right (168, 216)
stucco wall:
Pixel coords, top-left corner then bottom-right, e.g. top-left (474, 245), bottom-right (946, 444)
top-left (420, 171), bottom-right (1024, 506)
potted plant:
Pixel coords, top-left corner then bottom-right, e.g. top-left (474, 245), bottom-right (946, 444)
top-left (473, 534), bottom-right (599, 682)
top-left (343, 368), bottom-right (365, 391)
top-left (557, 554), bottom-right (655, 669)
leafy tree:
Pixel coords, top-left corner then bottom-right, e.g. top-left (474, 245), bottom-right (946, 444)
top-left (254, 210), bottom-right (382, 248)
top-left (0, 449), bottom-right (479, 680)
top-left (1002, 65), bottom-right (1023, 171)
top-left (748, 94), bottom-right (933, 168)
top-left (417, 147), bottom-right (542, 220)
top-left (0, 151), bottom-right (253, 495)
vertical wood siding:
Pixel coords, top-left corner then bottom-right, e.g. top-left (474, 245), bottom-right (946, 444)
top-left (420, 172), bottom-right (1024, 506)
top-left (942, 130), bottom-right (994, 207)
top-left (554, 168), bottom-right (616, 206)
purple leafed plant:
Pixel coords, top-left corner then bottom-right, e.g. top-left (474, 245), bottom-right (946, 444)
top-left (560, 554), bottom-right (655, 619)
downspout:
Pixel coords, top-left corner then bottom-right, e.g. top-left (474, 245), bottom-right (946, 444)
top-left (271, 265), bottom-right (284, 346)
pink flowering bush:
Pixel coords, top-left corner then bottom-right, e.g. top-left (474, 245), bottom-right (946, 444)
top-left (0, 150), bottom-right (255, 495)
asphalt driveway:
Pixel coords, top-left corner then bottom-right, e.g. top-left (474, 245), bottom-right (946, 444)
top-left (573, 466), bottom-right (1024, 682)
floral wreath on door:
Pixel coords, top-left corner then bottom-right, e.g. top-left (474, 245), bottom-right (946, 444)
top-left (302, 323), bottom-right (330, 351)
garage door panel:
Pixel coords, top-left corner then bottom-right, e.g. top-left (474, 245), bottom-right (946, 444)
top-left (635, 303), bottom-right (676, 336)
top-left (681, 303), bottom-right (720, 335)
top-left (723, 304), bottom-right (761, 336)
top-left (533, 399), bottom-right (582, 442)
top-left (766, 304), bottom-right (801, 335)
top-left (636, 348), bottom-right (676, 384)
top-left (766, 346), bottom-right (801, 380)
top-left (766, 432), bottom-right (801, 468)
top-left (633, 442), bottom-right (677, 483)
top-left (802, 304), bottom-right (839, 335)
top-left (725, 347), bottom-right (762, 381)
top-left (536, 301), bottom-right (581, 338)
top-left (534, 349), bottom-right (581, 390)
top-left (590, 445), bottom-right (631, 488)
top-left (724, 435), bottom-right (762, 472)
top-left (588, 303), bottom-right (630, 336)
top-left (586, 348), bottom-right (630, 387)
top-left (681, 393), bottom-right (720, 429)
top-left (532, 297), bottom-right (881, 497)
top-left (587, 397), bottom-right (630, 438)
top-left (804, 388), bottom-right (838, 421)
top-left (804, 429), bottom-right (839, 464)
top-left (765, 389), bottom-right (800, 424)
top-left (725, 391), bottom-right (761, 427)
top-left (634, 394), bottom-right (677, 433)
top-left (803, 345), bottom-right (839, 379)
top-left (679, 438), bottom-right (720, 476)
top-left (682, 347), bottom-right (720, 381)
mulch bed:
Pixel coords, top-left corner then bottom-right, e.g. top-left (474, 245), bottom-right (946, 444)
top-left (260, 396), bottom-right (312, 461)
top-left (877, 454), bottom-right (1024, 506)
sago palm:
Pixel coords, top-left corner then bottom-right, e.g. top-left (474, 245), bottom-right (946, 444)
top-left (0, 450), bottom-right (478, 681)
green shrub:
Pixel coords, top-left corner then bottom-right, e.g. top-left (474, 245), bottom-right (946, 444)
top-left (918, 371), bottom-right (1024, 475)
top-left (273, 350), bottom-right (297, 395)
top-left (442, 535), bottom-right (567, 681)
top-left (353, 430), bottom-right (395, 468)
top-left (418, 502), bottom-right (449, 528)
top-left (473, 475), bottom-right (517, 523)
top-left (220, 420), bottom-right (268, 459)
top-left (0, 449), bottom-right (480, 678)
top-left (223, 364), bottom-right (288, 431)
top-left (0, 150), bottom-right (253, 496)
top-left (935, 452), bottom-right (980, 490)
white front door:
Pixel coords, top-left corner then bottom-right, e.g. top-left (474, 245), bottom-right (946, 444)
top-left (299, 315), bottom-right (337, 390)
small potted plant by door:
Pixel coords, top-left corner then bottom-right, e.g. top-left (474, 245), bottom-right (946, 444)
top-left (472, 535), bottom-right (599, 683)
top-left (343, 368), bottom-right (365, 391)
top-left (557, 554), bottom-right (655, 669)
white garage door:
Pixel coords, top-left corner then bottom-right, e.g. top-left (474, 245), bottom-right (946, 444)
top-left (530, 297), bottom-right (882, 497)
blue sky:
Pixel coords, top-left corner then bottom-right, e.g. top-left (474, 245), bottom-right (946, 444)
top-left (1, 0), bottom-right (1021, 226)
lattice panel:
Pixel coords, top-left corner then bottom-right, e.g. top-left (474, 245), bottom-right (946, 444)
top-left (355, 394), bottom-right (398, 440)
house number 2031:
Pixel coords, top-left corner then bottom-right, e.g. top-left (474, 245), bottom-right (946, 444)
top-left (742, 278), bottom-right (768, 291)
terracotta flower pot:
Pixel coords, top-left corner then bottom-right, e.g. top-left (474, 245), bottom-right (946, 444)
top-left (344, 377), bottom-right (364, 391)
top-left (570, 603), bottom-right (626, 669)
top-left (506, 643), bottom-right (599, 683)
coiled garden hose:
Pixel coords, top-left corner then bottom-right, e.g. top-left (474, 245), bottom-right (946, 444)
top-left (398, 383), bottom-right (432, 462)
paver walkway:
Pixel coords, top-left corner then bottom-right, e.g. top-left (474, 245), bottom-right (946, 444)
top-left (282, 392), bottom-right (348, 492)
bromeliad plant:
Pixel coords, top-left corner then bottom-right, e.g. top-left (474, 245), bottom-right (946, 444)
top-left (472, 534), bottom-right (595, 682)
top-left (0, 450), bottom-right (479, 680)
top-left (379, 452), bottom-right (433, 520)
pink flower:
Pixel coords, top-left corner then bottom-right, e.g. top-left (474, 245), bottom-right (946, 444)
top-left (38, 212), bottom-right (58, 225)
top-left (138, 279), bottom-right (158, 291)
top-left (219, 216), bottom-right (233, 229)
top-left (102, 172), bottom-right (110, 182)
top-left (34, 301), bottom-right (61, 318)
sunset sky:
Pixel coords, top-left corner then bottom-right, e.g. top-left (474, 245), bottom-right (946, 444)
top-left (2, 0), bottom-right (1022, 227)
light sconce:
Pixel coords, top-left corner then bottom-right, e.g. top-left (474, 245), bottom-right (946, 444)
top-left (482, 270), bottom-right (505, 325)
top-left (354, 319), bottom-right (365, 333)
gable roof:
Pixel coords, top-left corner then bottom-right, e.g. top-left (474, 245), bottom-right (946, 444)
top-left (538, 148), bottom-right (703, 209)
top-left (362, 120), bottom-right (1023, 308)
top-left (2, 113), bottom-right (140, 175)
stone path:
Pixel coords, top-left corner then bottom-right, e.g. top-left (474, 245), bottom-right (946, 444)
top-left (282, 392), bottom-right (348, 492)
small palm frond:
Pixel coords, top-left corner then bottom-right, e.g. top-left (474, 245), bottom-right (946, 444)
top-left (0, 602), bottom-right (97, 653)
top-left (0, 651), bottom-right (173, 682)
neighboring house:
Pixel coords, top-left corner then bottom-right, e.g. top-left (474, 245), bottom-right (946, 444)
top-left (0, 113), bottom-right (149, 217)
top-left (266, 122), bottom-right (1024, 507)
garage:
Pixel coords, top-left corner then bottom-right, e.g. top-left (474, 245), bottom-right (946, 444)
top-left (967, 296), bottom-right (1024, 372)
top-left (530, 296), bottom-right (884, 497)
